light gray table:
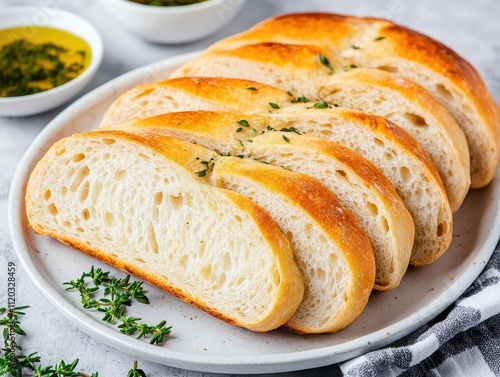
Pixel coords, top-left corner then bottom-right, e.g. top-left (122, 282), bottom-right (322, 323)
top-left (1, 1), bottom-right (499, 376)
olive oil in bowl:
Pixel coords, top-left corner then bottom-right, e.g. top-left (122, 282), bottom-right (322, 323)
top-left (0, 26), bottom-right (92, 97)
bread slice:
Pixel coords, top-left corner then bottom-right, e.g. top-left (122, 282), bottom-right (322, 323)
top-left (99, 77), bottom-right (293, 128)
top-left (203, 12), bottom-right (500, 188)
top-left (107, 110), bottom-right (414, 289)
top-left (210, 156), bottom-right (375, 334)
top-left (171, 42), bottom-right (470, 211)
top-left (25, 130), bottom-right (305, 332)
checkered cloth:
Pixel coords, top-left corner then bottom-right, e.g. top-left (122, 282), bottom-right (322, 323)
top-left (341, 239), bottom-right (500, 377)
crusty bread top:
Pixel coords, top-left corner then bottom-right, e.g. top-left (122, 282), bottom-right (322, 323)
top-left (25, 130), bottom-right (305, 332)
top-left (202, 12), bottom-right (500, 187)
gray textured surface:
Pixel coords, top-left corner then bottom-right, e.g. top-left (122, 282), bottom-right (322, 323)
top-left (1, 0), bottom-right (499, 375)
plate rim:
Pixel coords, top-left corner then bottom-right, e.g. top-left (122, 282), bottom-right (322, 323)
top-left (8, 50), bottom-right (500, 374)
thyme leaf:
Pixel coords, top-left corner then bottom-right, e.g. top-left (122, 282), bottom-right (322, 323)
top-left (318, 53), bottom-right (334, 74)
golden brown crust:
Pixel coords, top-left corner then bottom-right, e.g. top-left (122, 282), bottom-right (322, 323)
top-left (162, 76), bottom-right (292, 105)
top-left (216, 158), bottom-right (375, 333)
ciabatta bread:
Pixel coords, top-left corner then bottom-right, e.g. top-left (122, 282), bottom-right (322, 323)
top-left (203, 12), bottom-right (500, 188)
top-left (25, 130), bottom-right (305, 332)
top-left (171, 42), bottom-right (470, 211)
top-left (211, 156), bottom-right (375, 334)
top-left (106, 110), bottom-right (414, 288)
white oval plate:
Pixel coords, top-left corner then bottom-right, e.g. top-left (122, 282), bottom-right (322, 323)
top-left (8, 51), bottom-right (500, 374)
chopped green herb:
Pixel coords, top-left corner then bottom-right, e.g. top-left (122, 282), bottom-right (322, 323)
top-left (286, 90), bottom-right (294, 96)
top-left (374, 36), bottom-right (385, 41)
top-left (318, 53), bottom-right (334, 74)
top-left (343, 64), bottom-right (358, 71)
top-left (237, 119), bottom-right (250, 127)
top-left (291, 95), bottom-right (310, 103)
top-left (311, 100), bottom-right (331, 109)
top-left (282, 135), bottom-right (290, 143)
top-left (246, 86), bottom-right (258, 91)
top-left (236, 127), bottom-right (243, 132)
top-left (352, 45), bottom-right (361, 50)
top-left (269, 102), bottom-right (280, 109)
top-left (280, 127), bottom-right (302, 134)
top-left (266, 125), bottom-right (277, 131)
top-left (195, 158), bottom-right (214, 177)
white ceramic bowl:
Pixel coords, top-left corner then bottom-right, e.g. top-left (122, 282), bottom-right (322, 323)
top-left (101, 0), bottom-right (247, 44)
top-left (0, 7), bottom-right (103, 117)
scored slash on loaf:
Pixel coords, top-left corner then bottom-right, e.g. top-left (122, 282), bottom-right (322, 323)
top-left (26, 12), bottom-right (500, 335)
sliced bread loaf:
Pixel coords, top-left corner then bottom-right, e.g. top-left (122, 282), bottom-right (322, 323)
top-left (170, 42), bottom-right (470, 212)
top-left (210, 156), bottom-right (375, 334)
top-left (106, 111), bottom-right (414, 289)
top-left (25, 130), bottom-right (305, 332)
top-left (103, 103), bottom-right (453, 266)
top-left (203, 12), bottom-right (500, 188)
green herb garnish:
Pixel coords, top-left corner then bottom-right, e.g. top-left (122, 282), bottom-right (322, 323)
top-left (280, 127), bottom-right (302, 134)
top-left (282, 135), bottom-right (290, 143)
top-left (318, 53), bottom-right (334, 74)
top-left (0, 305), bottom-right (101, 376)
top-left (196, 158), bottom-right (215, 177)
top-left (311, 100), bottom-right (331, 109)
top-left (291, 95), bottom-right (309, 103)
top-left (343, 64), bottom-right (358, 71)
top-left (269, 102), bottom-right (280, 109)
top-left (237, 119), bottom-right (250, 127)
top-left (64, 266), bottom-right (172, 345)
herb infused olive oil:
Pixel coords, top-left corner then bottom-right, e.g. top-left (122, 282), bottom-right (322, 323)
top-left (0, 26), bottom-right (91, 97)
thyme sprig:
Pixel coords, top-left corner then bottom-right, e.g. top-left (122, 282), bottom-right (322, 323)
top-left (0, 306), bottom-right (100, 376)
top-left (64, 266), bottom-right (171, 345)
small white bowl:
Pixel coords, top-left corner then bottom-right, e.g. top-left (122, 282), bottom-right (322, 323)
top-left (101, 0), bottom-right (247, 44)
top-left (0, 7), bottom-right (103, 117)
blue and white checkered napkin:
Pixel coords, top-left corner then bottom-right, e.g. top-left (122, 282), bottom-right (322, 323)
top-left (341, 240), bottom-right (500, 377)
